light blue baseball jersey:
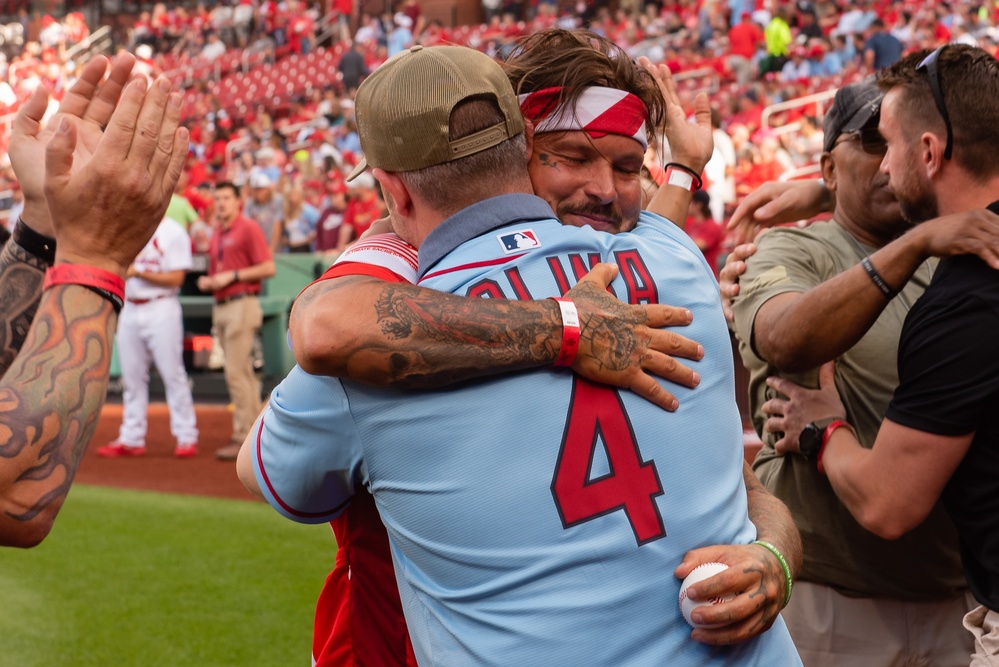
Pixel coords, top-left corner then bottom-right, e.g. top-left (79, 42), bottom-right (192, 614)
top-left (253, 194), bottom-right (801, 666)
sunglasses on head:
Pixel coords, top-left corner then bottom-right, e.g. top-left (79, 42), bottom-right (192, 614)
top-left (916, 45), bottom-right (954, 160)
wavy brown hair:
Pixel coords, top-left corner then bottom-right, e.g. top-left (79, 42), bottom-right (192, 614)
top-left (501, 29), bottom-right (666, 145)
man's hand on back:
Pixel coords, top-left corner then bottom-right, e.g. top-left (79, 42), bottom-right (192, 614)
top-left (567, 263), bottom-right (703, 412)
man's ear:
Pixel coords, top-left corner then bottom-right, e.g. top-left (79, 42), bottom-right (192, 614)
top-left (919, 131), bottom-right (945, 179)
top-left (524, 118), bottom-right (535, 165)
top-left (372, 168), bottom-right (413, 218)
top-left (820, 151), bottom-right (838, 193)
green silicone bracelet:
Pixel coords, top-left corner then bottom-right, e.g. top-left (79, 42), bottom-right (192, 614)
top-left (753, 540), bottom-right (793, 608)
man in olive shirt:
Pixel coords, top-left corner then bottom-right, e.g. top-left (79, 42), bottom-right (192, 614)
top-left (732, 81), bottom-right (975, 665)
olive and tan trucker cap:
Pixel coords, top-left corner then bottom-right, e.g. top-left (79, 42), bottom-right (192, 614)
top-left (347, 44), bottom-right (525, 181)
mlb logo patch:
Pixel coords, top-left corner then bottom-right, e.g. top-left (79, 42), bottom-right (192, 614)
top-left (498, 229), bottom-right (540, 253)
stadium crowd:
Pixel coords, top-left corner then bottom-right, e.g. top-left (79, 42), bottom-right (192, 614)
top-left (0, 0), bottom-right (996, 269)
top-left (0, 2), bottom-right (998, 665)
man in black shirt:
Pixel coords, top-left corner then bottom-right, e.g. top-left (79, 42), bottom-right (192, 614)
top-left (763, 44), bottom-right (999, 663)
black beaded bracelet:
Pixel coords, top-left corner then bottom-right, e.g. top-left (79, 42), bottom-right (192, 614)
top-left (12, 218), bottom-right (56, 266)
top-left (663, 162), bottom-right (703, 190)
top-left (861, 256), bottom-right (897, 299)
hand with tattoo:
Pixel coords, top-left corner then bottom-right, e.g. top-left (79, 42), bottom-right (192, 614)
top-left (671, 463), bottom-right (802, 645)
top-left (292, 263), bottom-right (703, 411)
top-left (565, 263), bottom-right (701, 411)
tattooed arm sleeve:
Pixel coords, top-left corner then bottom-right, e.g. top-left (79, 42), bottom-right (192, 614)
top-left (0, 286), bottom-right (116, 547)
top-left (0, 238), bottom-right (50, 377)
top-left (291, 275), bottom-right (564, 388)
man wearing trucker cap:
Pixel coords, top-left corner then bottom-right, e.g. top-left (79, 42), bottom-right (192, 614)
top-left (245, 43), bottom-right (801, 665)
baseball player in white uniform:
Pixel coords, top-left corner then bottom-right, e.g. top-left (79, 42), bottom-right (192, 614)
top-left (97, 216), bottom-right (199, 458)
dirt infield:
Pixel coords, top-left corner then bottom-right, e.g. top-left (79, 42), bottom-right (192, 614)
top-left (77, 402), bottom-right (764, 503)
top-left (75, 402), bottom-right (257, 501)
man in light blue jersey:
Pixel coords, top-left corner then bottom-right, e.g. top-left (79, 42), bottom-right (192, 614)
top-left (243, 44), bottom-right (801, 665)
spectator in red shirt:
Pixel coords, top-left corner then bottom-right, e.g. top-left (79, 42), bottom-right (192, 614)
top-left (314, 181), bottom-right (349, 256)
top-left (399, 0), bottom-right (425, 38)
top-left (335, 172), bottom-right (384, 254)
top-left (741, 133), bottom-right (789, 194)
top-left (684, 190), bottom-right (725, 277)
top-left (728, 87), bottom-right (764, 132)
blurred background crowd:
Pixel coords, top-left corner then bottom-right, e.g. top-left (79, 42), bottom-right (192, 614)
top-left (0, 0), bottom-right (995, 274)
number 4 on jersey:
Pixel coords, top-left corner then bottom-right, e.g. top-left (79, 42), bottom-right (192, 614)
top-left (551, 378), bottom-right (667, 545)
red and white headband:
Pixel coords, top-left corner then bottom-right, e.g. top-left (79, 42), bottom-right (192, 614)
top-left (518, 86), bottom-right (649, 150)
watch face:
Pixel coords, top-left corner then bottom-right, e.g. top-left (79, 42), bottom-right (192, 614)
top-left (799, 423), bottom-right (822, 460)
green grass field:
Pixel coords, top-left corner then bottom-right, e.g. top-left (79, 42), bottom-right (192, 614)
top-left (0, 485), bottom-right (335, 667)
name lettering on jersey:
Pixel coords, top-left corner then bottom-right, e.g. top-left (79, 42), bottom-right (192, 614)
top-left (547, 253), bottom-right (615, 298)
top-left (467, 279), bottom-right (506, 299)
top-left (497, 229), bottom-right (540, 254)
top-left (613, 250), bottom-right (657, 304)
top-left (504, 267), bottom-right (533, 300)
top-left (466, 251), bottom-right (652, 302)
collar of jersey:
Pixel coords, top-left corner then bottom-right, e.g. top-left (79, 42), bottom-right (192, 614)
top-left (418, 193), bottom-right (557, 277)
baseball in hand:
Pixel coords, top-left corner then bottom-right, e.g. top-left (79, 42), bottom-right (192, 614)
top-left (678, 562), bottom-right (732, 628)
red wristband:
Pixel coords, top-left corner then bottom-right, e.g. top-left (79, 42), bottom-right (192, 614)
top-left (817, 419), bottom-right (856, 476)
top-left (44, 264), bottom-right (126, 314)
top-left (549, 297), bottom-right (580, 367)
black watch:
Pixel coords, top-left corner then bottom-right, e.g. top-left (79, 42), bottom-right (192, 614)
top-left (798, 417), bottom-right (840, 461)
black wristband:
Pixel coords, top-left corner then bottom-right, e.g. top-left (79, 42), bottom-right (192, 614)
top-left (12, 218), bottom-right (56, 266)
top-left (861, 256), bottom-right (897, 298)
top-left (81, 285), bottom-right (124, 315)
top-left (663, 162), bottom-right (703, 190)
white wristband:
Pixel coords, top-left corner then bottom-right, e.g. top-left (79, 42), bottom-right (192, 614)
top-left (665, 166), bottom-right (695, 192)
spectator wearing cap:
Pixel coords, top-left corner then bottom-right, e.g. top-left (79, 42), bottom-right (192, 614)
top-left (863, 19), bottom-right (903, 71)
top-left (781, 45), bottom-right (813, 82)
top-left (811, 39), bottom-right (843, 76)
top-left (308, 124), bottom-right (344, 175)
top-left (243, 169), bottom-right (286, 252)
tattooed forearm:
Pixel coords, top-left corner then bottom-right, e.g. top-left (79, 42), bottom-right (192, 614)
top-left (0, 239), bottom-right (50, 375)
top-left (292, 275), bottom-right (562, 387)
top-left (0, 286), bottom-right (116, 547)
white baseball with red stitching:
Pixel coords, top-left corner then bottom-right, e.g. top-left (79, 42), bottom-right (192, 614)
top-left (678, 562), bottom-right (732, 628)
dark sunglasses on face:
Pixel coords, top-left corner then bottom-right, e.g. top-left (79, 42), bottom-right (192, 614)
top-left (916, 45), bottom-right (954, 160)
top-left (833, 127), bottom-right (887, 155)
